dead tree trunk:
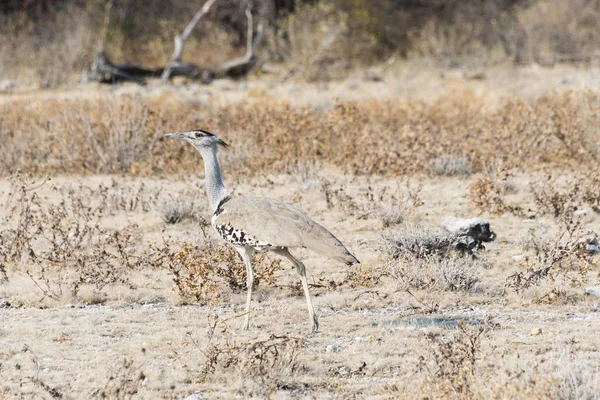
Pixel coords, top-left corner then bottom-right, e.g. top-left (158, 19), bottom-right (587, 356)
top-left (89, 0), bottom-right (263, 85)
top-left (215, 5), bottom-right (264, 78)
top-left (160, 0), bottom-right (220, 84)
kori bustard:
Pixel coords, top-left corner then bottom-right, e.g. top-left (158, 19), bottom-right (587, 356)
top-left (166, 129), bottom-right (359, 332)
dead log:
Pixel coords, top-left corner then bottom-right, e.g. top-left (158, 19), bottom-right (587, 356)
top-left (89, 0), bottom-right (262, 85)
top-left (91, 51), bottom-right (165, 85)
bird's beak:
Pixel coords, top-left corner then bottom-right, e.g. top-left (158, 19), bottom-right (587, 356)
top-left (165, 132), bottom-right (188, 139)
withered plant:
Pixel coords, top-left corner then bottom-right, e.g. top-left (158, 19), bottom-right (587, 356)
top-left (469, 165), bottom-right (521, 215)
top-left (186, 312), bottom-right (305, 396)
top-left (152, 239), bottom-right (283, 304)
top-left (532, 172), bottom-right (600, 218)
top-left (0, 173), bottom-right (148, 301)
top-left (506, 217), bottom-right (598, 294)
top-left (0, 91), bottom-right (598, 178)
top-left (420, 319), bottom-right (494, 398)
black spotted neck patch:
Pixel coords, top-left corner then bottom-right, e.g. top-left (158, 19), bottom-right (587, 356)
top-left (215, 223), bottom-right (278, 250)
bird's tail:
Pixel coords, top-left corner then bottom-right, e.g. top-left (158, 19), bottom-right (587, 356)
top-left (336, 251), bottom-right (360, 266)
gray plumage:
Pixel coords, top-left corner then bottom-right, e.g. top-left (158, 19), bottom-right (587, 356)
top-left (213, 196), bottom-right (359, 265)
top-left (165, 129), bottom-right (359, 332)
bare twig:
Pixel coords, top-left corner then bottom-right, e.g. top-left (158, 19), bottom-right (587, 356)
top-left (161, 0), bottom-right (220, 83)
top-left (91, 0), bottom-right (115, 78)
top-left (217, 4), bottom-right (263, 77)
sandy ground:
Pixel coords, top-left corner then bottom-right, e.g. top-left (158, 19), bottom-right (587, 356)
top-left (1, 65), bottom-right (600, 398)
top-left (0, 169), bottom-right (599, 398)
top-left (2, 63), bottom-right (600, 109)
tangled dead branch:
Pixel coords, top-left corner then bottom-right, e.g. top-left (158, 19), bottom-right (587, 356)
top-left (90, 0), bottom-right (264, 85)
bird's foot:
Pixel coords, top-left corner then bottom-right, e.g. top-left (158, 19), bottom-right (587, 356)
top-left (310, 315), bottom-right (319, 333)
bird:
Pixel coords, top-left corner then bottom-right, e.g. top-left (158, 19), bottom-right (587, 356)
top-left (165, 129), bottom-right (359, 332)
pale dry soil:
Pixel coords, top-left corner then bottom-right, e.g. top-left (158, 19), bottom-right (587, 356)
top-left (1, 66), bottom-right (600, 397)
top-left (1, 170), bottom-right (599, 399)
top-left (2, 63), bottom-right (600, 109)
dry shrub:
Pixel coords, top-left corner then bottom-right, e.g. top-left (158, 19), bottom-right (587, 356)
top-left (340, 262), bottom-right (388, 289)
top-left (378, 206), bottom-right (405, 229)
top-left (0, 4), bottom-right (95, 86)
top-left (381, 227), bottom-right (484, 292)
top-left (420, 320), bottom-right (494, 398)
top-left (430, 154), bottom-right (472, 177)
top-left (2, 344), bottom-right (66, 399)
top-left (517, 0), bottom-right (600, 65)
top-left (91, 358), bottom-right (146, 400)
top-left (469, 165), bottom-right (521, 215)
top-left (384, 226), bottom-right (482, 260)
top-left (390, 257), bottom-right (481, 293)
top-left (532, 172), bottom-right (600, 218)
top-left (506, 217), bottom-right (598, 294)
top-left (156, 191), bottom-right (205, 224)
top-left (191, 313), bottom-right (304, 396)
top-left (0, 91), bottom-right (598, 177)
top-left (154, 240), bottom-right (283, 304)
top-left (320, 178), bottom-right (361, 215)
top-left (0, 173), bottom-right (148, 301)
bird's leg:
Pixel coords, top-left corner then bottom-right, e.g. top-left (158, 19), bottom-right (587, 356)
top-left (236, 246), bottom-right (255, 330)
top-left (275, 248), bottom-right (319, 332)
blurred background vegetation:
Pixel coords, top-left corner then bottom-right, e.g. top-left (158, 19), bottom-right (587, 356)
top-left (1, 0), bottom-right (600, 85)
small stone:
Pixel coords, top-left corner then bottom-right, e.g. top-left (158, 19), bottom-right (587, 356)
top-left (185, 394), bottom-right (203, 400)
top-left (354, 337), bottom-right (368, 343)
top-left (443, 217), bottom-right (496, 242)
top-left (584, 287), bottom-right (600, 297)
top-left (338, 366), bottom-right (349, 375)
top-left (586, 239), bottom-right (600, 253)
top-left (0, 80), bottom-right (18, 90)
top-left (326, 344), bottom-right (340, 353)
top-left (530, 328), bottom-right (542, 336)
top-left (574, 209), bottom-right (592, 216)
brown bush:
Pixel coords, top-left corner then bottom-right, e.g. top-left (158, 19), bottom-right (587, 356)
top-left (469, 165), bottom-right (522, 215)
top-left (532, 172), bottom-right (600, 218)
top-left (155, 240), bottom-right (283, 304)
top-left (0, 173), bottom-right (149, 301)
top-left (420, 319), bottom-right (494, 397)
top-left (506, 217), bottom-right (598, 294)
top-left (0, 91), bottom-right (598, 178)
top-left (4, 0), bottom-right (600, 86)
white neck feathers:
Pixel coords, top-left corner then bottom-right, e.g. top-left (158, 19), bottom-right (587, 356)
top-left (197, 145), bottom-right (230, 213)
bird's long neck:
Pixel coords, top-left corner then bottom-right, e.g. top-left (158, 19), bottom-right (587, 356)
top-left (198, 146), bottom-right (229, 213)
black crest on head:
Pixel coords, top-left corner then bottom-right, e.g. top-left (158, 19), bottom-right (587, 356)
top-left (193, 129), bottom-right (214, 138)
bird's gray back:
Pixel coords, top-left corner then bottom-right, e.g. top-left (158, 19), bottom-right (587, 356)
top-left (212, 196), bottom-right (358, 264)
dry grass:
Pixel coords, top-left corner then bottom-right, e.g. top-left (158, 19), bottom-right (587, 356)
top-left (420, 320), bottom-right (494, 397)
top-left (193, 313), bottom-right (305, 396)
top-left (156, 191), bottom-right (205, 224)
top-left (469, 164), bottom-right (522, 215)
top-left (429, 154), bottom-right (472, 177)
top-left (506, 216), bottom-right (598, 296)
top-left (0, 72), bottom-right (599, 397)
top-left (4, 0), bottom-right (600, 85)
top-left (0, 167), bottom-right (599, 398)
top-left (0, 91), bottom-right (598, 178)
top-left (154, 240), bottom-right (283, 304)
top-left (532, 172), bottom-right (600, 217)
top-left (0, 173), bottom-right (150, 303)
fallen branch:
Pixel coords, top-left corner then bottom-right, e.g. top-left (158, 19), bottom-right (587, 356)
top-left (89, 0), bottom-right (262, 85)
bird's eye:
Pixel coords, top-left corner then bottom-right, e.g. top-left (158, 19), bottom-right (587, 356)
top-left (194, 132), bottom-right (203, 138)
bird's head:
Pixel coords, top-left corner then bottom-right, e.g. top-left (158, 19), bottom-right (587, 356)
top-left (165, 129), bottom-right (229, 150)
